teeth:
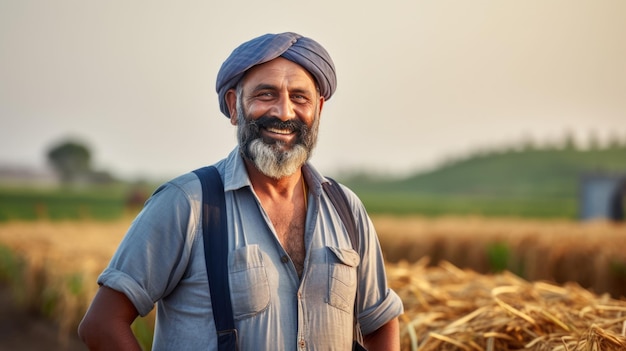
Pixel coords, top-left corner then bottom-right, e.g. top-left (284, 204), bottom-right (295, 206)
top-left (267, 127), bottom-right (292, 135)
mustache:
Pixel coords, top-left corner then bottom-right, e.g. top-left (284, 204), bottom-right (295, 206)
top-left (247, 116), bottom-right (306, 134)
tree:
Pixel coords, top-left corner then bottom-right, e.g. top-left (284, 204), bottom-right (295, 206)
top-left (562, 129), bottom-right (578, 150)
top-left (47, 140), bottom-right (92, 184)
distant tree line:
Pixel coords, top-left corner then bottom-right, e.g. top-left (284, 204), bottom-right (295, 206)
top-left (439, 130), bottom-right (626, 167)
top-left (517, 129), bottom-right (626, 152)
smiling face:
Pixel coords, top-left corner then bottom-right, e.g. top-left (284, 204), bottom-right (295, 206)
top-left (225, 57), bottom-right (325, 179)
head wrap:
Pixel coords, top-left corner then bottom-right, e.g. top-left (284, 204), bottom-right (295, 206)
top-left (216, 32), bottom-right (337, 117)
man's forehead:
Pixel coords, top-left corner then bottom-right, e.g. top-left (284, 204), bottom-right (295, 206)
top-left (241, 58), bottom-right (318, 91)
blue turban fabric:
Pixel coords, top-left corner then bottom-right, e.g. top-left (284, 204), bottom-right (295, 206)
top-left (216, 32), bottom-right (337, 117)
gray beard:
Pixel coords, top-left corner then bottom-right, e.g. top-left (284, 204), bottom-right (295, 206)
top-left (236, 99), bottom-right (320, 179)
top-left (245, 139), bottom-right (308, 179)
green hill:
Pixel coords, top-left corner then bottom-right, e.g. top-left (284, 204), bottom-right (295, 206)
top-left (343, 146), bottom-right (626, 218)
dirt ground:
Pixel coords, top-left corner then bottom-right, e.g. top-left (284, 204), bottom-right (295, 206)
top-left (0, 284), bottom-right (87, 351)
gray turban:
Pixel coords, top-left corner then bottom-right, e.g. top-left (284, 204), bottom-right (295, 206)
top-left (216, 32), bottom-right (337, 118)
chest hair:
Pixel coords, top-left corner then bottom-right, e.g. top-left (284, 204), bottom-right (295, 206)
top-left (269, 209), bottom-right (306, 278)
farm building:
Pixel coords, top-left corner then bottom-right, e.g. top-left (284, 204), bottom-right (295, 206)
top-left (579, 173), bottom-right (626, 221)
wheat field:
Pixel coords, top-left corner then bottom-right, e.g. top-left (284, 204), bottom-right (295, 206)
top-left (375, 216), bottom-right (626, 297)
top-left (1, 216), bottom-right (625, 350)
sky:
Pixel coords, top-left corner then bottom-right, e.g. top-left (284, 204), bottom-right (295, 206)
top-left (1, 0), bottom-right (625, 182)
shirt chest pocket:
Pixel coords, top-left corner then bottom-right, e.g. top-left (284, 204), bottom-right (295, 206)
top-left (228, 245), bottom-right (271, 320)
top-left (327, 247), bottom-right (360, 313)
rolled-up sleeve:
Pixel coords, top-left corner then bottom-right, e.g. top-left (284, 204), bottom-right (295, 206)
top-left (359, 288), bottom-right (403, 335)
top-left (97, 175), bottom-right (200, 317)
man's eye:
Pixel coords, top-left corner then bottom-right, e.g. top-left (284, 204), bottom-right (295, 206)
top-left (256, 92), bottom-right (274, 99)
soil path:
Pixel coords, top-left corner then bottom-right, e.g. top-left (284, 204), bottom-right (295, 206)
top-left (0, 283), bottom-right (87, 351)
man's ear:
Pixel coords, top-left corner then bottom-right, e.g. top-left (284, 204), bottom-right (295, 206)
top-left (225, 89), bottom-right (238, 125)
top-left (318, 96), bottom-right (325, 117)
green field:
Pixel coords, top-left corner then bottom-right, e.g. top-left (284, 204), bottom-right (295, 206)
top-left (0, 186), bottom-right (580, 221)
top-left (342, 145), bottom-right (626, 219)
top-left (1, 145), bottom-right (624, 221)
top-left (0, 186), bottom-right (131, 221)
top-left (355, 193), bottom-right (578, 218)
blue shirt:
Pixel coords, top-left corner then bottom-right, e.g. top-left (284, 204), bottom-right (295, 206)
top-left (98, 148), bottom-right (403, 350)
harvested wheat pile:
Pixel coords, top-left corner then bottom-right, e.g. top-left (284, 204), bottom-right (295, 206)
top-left (388, 258), bottom-right (626, 351)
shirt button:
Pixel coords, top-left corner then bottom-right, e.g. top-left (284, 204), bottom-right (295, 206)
top-left (281, 255), bottom-right (289, 263)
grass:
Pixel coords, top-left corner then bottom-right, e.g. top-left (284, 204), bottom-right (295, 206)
top-left (0, 244), bottom-right (21, 281)
top-left (356, 193), bottom-right (578, 219)
top-left (0, 185), bottom-right (581, 221)
top-left (0, 185), bottom-right (144, 222)
top-left (345, 146), bottom-right (626, 197)
top-left (3, 146), bottom-right (625, 222)
top-left (486, 242), bottom-right (510, 272)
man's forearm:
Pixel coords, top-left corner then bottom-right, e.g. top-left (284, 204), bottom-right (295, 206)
top-left (81, 325), bottom-right (142, 351)
top-left (78, 286), bottom-right (142, 351)
top-left (363, 317), bottom-right (400, 351)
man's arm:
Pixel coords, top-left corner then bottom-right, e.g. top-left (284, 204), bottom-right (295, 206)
top-left (78, 286), bottom-right (142, 351)
top-left (362, 317), bottom-right (400, 351)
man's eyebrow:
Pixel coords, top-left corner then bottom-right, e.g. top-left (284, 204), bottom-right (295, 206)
top-left (289, 87), bottom-right (313, 96)
top-left (249, 84), bottom-right (315, 96)
top-left (251, 84), bottom-right (277, 92)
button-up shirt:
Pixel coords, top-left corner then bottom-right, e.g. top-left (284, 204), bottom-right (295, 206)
top-left (98, 148), bottom-right (403, 350)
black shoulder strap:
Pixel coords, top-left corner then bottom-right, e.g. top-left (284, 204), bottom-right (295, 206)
top-left (322, 177), bottom-right (359, 251)
top-left (193, 166), bottom-right (238, 351)
top-left (322, 177), bottom-right (365, 347)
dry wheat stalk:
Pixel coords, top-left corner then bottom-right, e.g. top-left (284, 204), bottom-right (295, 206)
top-left (389, 258), bottom-right (626, 351)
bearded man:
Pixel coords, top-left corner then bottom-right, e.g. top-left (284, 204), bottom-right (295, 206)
top-left (78, 32), bottom-right (403, 351)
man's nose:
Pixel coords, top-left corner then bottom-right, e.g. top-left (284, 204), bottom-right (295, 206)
top-left (270, 94), bottom-right (297, 121)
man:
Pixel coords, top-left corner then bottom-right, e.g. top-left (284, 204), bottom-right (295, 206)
top-left (78, 32), bottom-right (403, 350)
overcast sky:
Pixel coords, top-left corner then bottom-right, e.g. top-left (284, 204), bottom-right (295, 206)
top-left (1, 0), bottom-right (625, 181)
